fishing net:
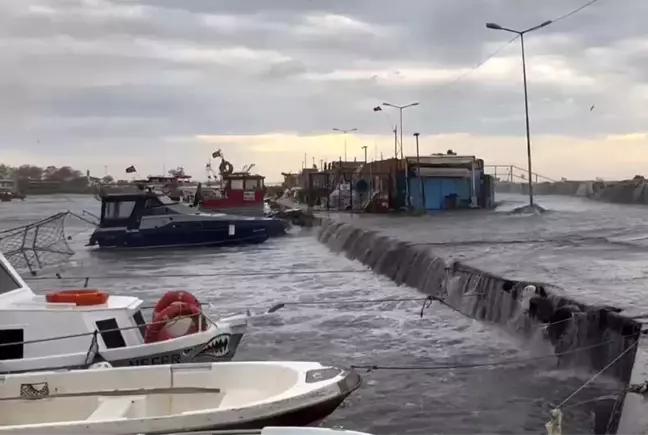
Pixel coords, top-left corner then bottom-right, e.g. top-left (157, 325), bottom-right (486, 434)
top-left (0, 212), bottom-right (74, 275)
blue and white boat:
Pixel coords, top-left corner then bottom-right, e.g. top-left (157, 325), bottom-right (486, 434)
top-left (88, 190), bottom-right (289, 249)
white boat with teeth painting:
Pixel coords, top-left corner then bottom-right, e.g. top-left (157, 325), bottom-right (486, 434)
top-left (0, 361), bottom-right (362, 434)
top-left (0, 250), bottom-right (248, 373)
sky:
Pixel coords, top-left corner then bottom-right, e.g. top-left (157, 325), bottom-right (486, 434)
top-left (1, 0), bottom-right (647, 183)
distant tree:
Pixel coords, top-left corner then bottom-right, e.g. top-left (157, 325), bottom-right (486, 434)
top-left (0, 164), bottom-right (13, 179)
top-left (116, 179), bottom-right (128, 184)
top-left (101, 175), bottom-right (115, 184)
top-left (16, 164), bottom-right (44, 180)
top-left (43, 166), bottom-right (58, 179)
top-left (48, 166), bottom-right (78, 182)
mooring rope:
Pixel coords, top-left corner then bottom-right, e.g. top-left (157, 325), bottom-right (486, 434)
top-left (23, 269), bottom-right (372, 282)
top-left (349, 336), bottom-right (640, 373)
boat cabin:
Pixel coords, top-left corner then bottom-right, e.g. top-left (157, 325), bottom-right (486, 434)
top-left (223, 172), bottom-right (265, 201)
top-left (97, 191), bottom-right (185, 229)
top-left (0, 252), bottom-right (150, 372)
top-left (198, 172), bottom-right (265, 215)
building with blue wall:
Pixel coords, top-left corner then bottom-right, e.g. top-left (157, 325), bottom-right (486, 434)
top-left (406, 155), bottom-right (494, 211)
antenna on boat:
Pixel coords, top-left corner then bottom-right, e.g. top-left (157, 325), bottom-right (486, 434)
top-left (241, 164), bottom-right (255, 174)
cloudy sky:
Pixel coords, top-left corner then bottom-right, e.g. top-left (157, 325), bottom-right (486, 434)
top-left (1, 0), bottom-right (646, 182)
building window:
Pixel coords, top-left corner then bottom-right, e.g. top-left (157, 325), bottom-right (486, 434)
top-left (0, 329), bottom-right (23, 360)
top-left (95, 318), bottom-right (126, 349)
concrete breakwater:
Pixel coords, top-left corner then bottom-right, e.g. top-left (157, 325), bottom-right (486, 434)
top-left (317, 219), bottom-right (641, 383)
top-left (497, 178), bottom-right (648, 205)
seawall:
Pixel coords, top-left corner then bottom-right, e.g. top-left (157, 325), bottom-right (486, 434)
top-left (497, 178), bottom-right (648, 205)
top-left (317, 219), bottom-right (641, 384)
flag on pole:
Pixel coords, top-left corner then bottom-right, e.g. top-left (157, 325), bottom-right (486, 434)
top-left (373, 106), bottom-right (382, 112)
top-left (125, 165), bottom-right (136, 173)
top-left (212, 149), bottom-right (222, 158)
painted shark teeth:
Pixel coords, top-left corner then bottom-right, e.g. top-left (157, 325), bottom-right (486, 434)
top-left (200, 334), bottom-right (231, 358)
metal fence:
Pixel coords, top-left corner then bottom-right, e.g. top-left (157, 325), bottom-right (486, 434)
top-left (300, 171), bottom-right (403, 212)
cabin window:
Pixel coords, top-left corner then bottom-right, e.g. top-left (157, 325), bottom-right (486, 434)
top-left (104, 201), bottom-right (136, 220)
top-left (230, 179), bottom-right (244, 190)
top-left (0, 262), bottom-right (21, 295)
top-left (244, 179), bottom-right (259, 190)
top-left (144, 198), bottom-right (162, 209)
top-left (95, 318), bottom-right (126, 349)
top-left (0, 329), bottom-right (23, 360)
top-left (132, 311), bottom-right (147, 338)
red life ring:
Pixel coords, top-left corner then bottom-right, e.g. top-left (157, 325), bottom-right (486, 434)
top-left (46, 289), bottom-right (109, 306)
top-left (152, 291), bottom-right (200, 317)
top-left (144, 302), bottom-right (202, 344)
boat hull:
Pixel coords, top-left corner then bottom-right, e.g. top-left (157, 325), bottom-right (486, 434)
top-left (89, 224), bottom-right (272, 249)
top-left (199, 203), bottom-right (265, 217)
top-left (0, 362), bottom-right (361, 435)
top-left (106, 331), bottom-right (245, 368)
top-left (0, 319), bottom-right (247, 374)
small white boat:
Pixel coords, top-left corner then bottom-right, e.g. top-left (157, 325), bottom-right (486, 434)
top-left (0, 251), bottom-right (248, 373)
top-left (0, 361), bottom-right (362, 434)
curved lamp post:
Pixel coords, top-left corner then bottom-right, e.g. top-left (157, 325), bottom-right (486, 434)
top-left (332, 128), bottom-right (358, 161)
top-left (381, 102), bottom-right (419, 160)
top-left (485, 20), bottom-right (552, 208)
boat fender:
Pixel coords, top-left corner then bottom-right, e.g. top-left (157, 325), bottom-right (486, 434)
top-left (152, 291), bottom-right (201, 316)
top-left (45, 289), bottom-right (109, 306)
top-left (144, 302), bottom-right (202, 344)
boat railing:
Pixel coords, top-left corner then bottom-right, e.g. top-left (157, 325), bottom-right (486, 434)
top-left (0, 311), bottom-right (213, 351)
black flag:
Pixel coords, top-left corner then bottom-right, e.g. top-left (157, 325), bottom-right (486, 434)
top-left (125, 165), bottom-right (136, 173)
top-left (373, 106), bottom-right (382, 112)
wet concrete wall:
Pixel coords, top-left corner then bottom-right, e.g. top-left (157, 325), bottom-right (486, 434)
top-left (497, 179), bottom-right (648, 206)
top-left (318, 219), bottom-right (642, 383)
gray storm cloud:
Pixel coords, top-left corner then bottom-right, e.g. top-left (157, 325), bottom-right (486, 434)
top-left (0, 0), bottom-right (645, 178)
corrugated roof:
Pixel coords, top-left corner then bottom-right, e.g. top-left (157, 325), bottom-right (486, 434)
top-left (415, 167), bottom-right (472, 178)
top-left (406, 155), bottom-right (477, 166)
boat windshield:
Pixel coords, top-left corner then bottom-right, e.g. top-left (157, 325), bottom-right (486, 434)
top-left (157, 195), bottom-right (176, 205)
top-left (104, 200), bottom-right (136, 220)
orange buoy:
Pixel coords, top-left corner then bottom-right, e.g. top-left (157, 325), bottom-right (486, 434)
top-left (45, 289), bottom-right (109, 306)
top-left (144, 302), bottom-right (202, 344)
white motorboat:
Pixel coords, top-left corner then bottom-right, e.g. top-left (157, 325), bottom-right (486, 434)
top-left (0, 361), bottom-right (362, 434)
top-left (0, 251), bottom-right (248, 373)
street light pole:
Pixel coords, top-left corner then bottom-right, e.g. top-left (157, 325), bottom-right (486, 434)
top-left (393, 127), bottom-right (398, 159)
top-left (332, 128), bottom-right (358, 161)
top-left (485, 20), bottom-right (551, 208)
top-left (382, 102), bottom-right (419, 160)
top-left (361, 145), bottom-right (368, 163)
top-left (382, 102), bottom-right (418, 209)
top-left (414, 132), bottom-right (425, 211)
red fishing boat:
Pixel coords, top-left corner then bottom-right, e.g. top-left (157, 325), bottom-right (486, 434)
top-left (186, 151), bottom-right (266, 216)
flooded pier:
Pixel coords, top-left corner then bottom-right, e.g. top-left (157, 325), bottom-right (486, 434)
top-left (314, 193), bottom-right (648, 433)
